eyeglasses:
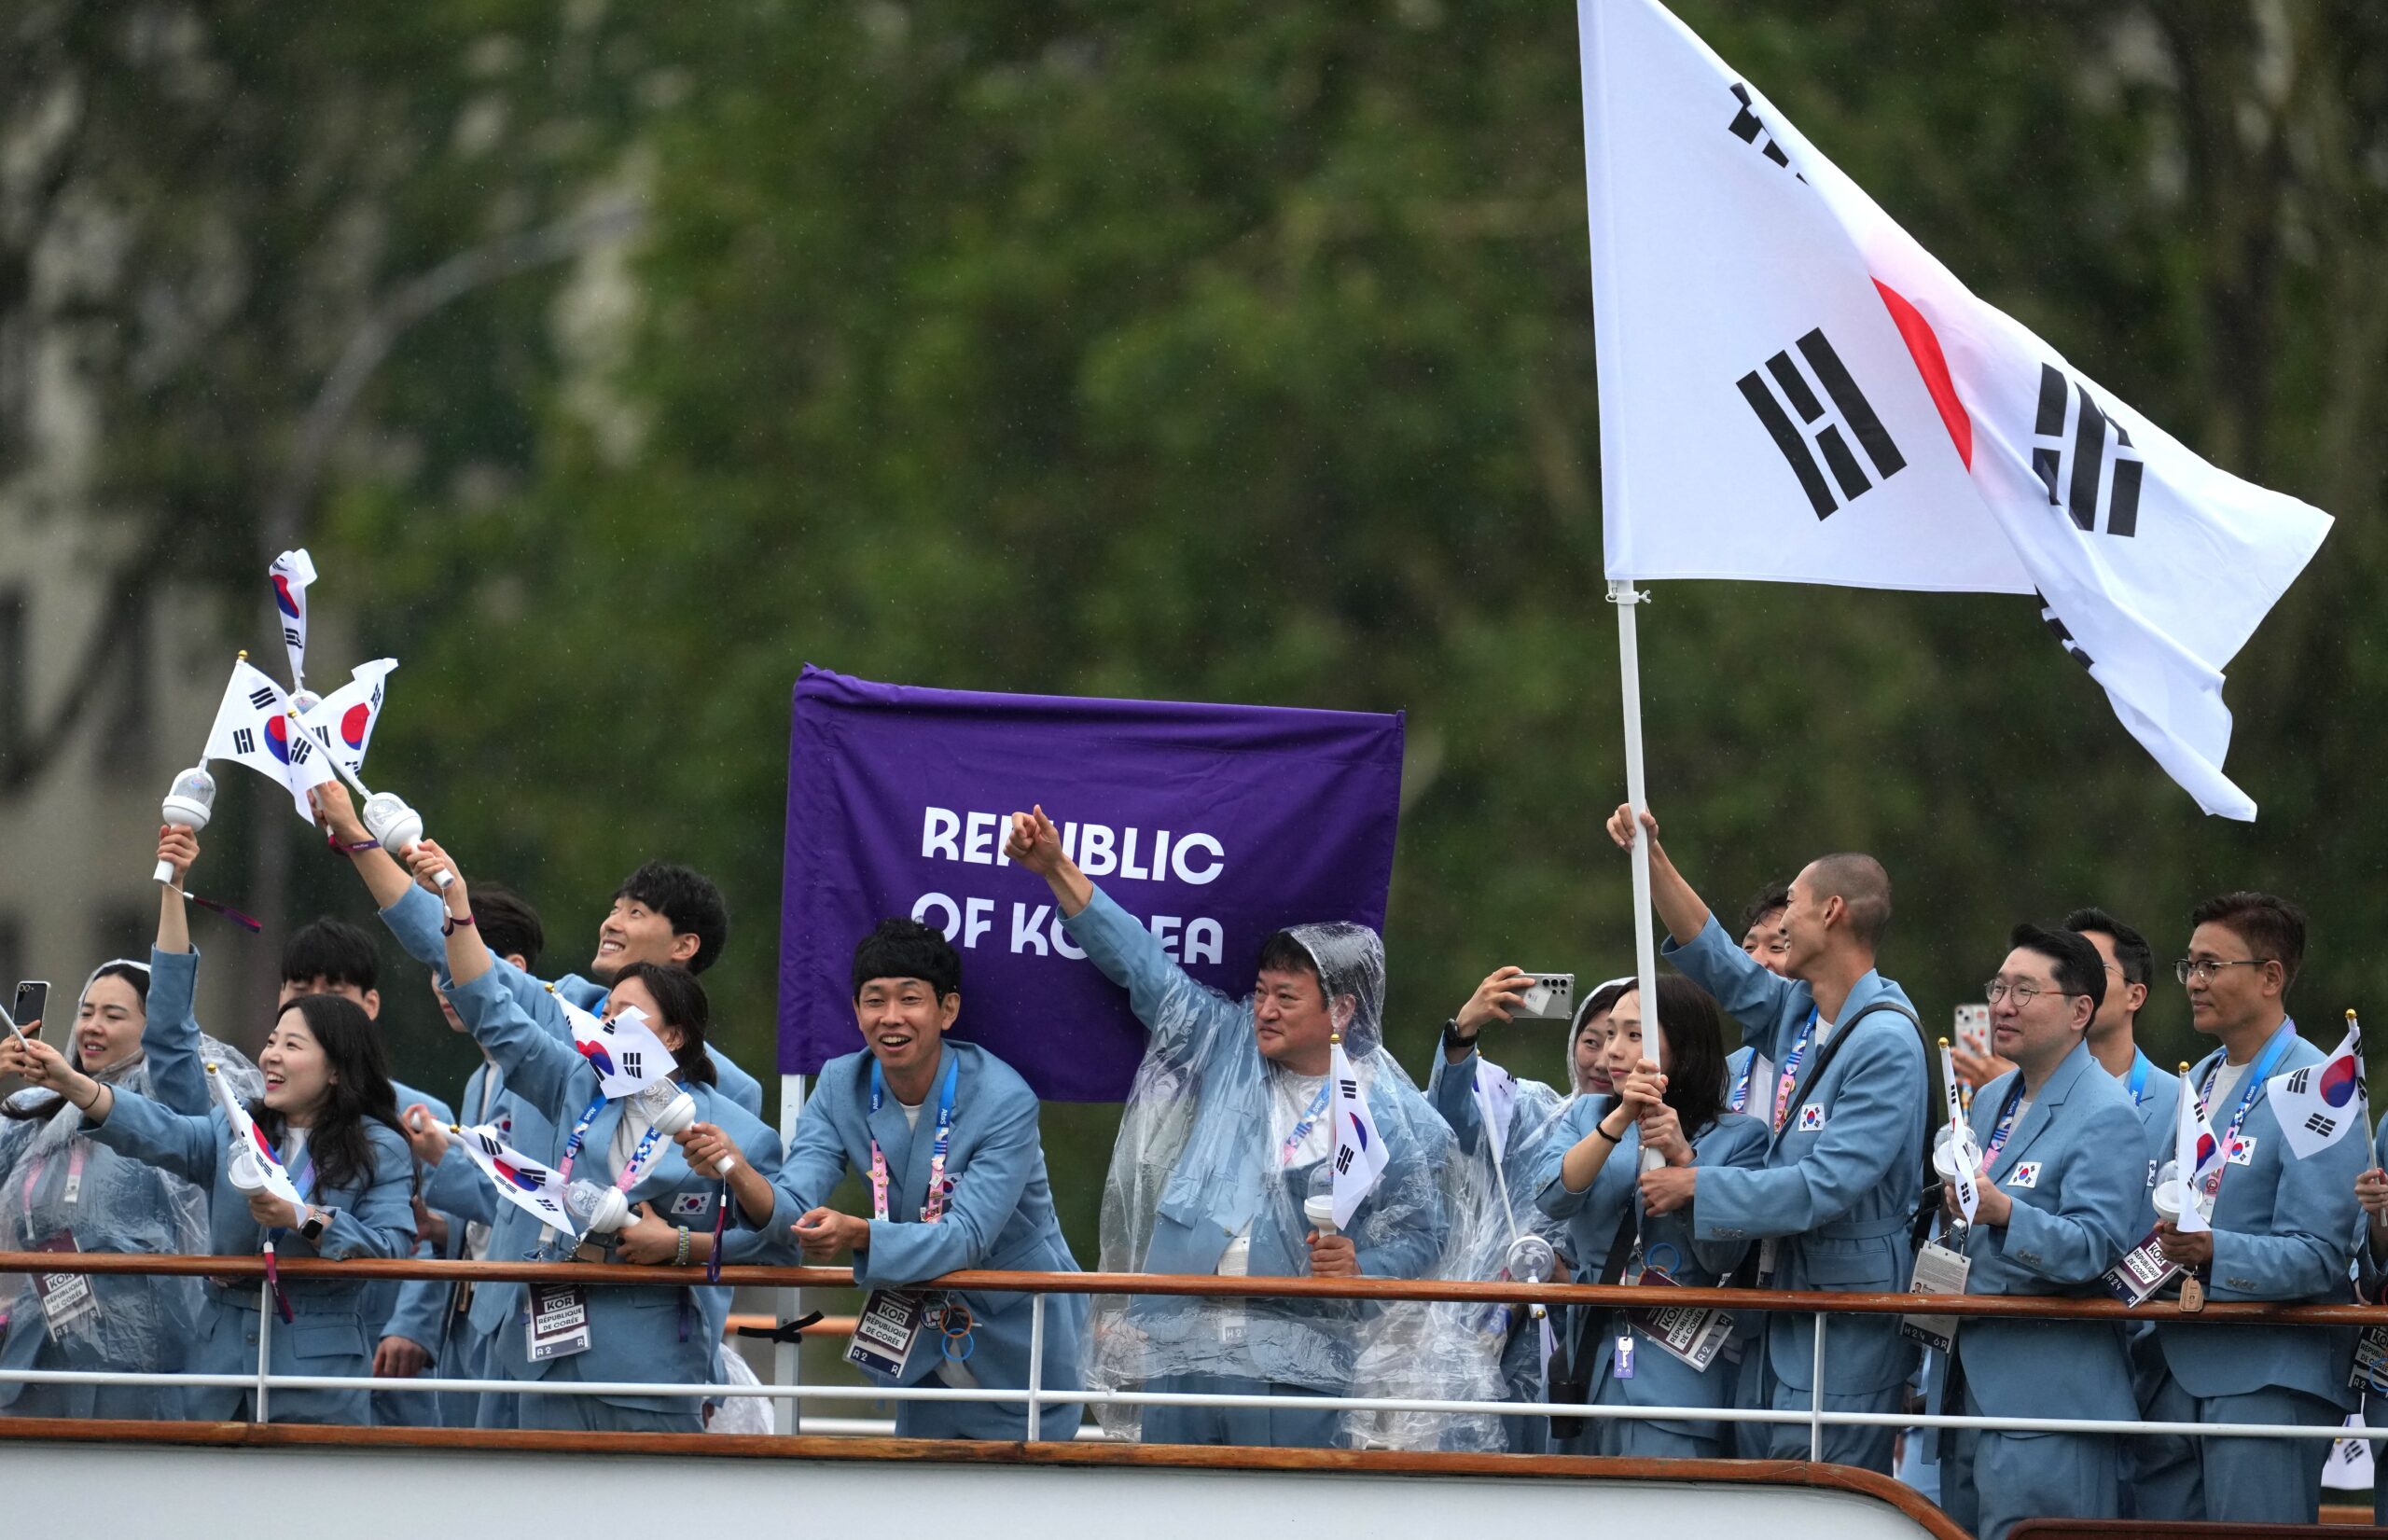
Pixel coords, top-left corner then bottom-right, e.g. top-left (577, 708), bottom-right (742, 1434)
top-left (2173, 957), bottom-right (2270, 985)
top-left (1983, 979), bottom-right (2081, 1006)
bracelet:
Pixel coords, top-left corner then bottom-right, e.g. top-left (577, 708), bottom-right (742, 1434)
top-left (673, 1226), bottom-right (691, 1267)
top-left (441, 910), bottom-right (477, 936)
top-left (1590, 1117), bottom-right (1622, 1145)
top-left (324, 828), bottom-right (381, 853)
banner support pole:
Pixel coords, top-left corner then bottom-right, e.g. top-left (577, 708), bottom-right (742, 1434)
top-left (1609, 580), bottom-right (1661, 1048)
top-left (772, 1072), bottom-right (809, 1435)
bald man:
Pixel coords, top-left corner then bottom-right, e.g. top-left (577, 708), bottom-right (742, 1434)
top-left (1606, 805), bottom-right (1927, 1474)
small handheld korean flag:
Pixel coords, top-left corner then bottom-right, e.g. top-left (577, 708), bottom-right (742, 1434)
top-left (455, 1123), bottom-right (580, 1238)
top-left (1327, 1036), bottom-right (1388, 1230)
top-left (1939, 1040), bottom-right (1980, 1226)
top-left (2268, 1013), bottom-right (2366, 1160)
top-left (1473, 1054), bottom-right (1520, 1167)
top-left (549, 987), bottom-right (678, 1098)
top-left (206, 1061), bottom-right (306, 1209)
top-left (2175, 1069), bottom-right (2223, 1235)
top-left (269, 548), bottom-right (316, 691)
top-left (201, 656), bottom-right (336, 822)
top-left (295, 658), bottom-right (397, 779)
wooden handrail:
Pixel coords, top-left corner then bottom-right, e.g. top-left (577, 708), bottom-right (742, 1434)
top-left (0, 1251), bottom-right (2377, 1325)
top-left (0, 1418), bottom-right (1969, 1538)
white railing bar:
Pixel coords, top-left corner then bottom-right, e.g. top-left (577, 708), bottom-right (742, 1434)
top-left (254, 1278), bottom-right (272, 1424)
top-left (1809, 1312), bottom-right (1824, 1462)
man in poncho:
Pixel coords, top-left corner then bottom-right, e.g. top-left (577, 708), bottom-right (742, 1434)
top-left (1007, 807), bottom-right (1461, 1449)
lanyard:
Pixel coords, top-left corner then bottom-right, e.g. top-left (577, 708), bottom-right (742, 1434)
top-left (554, 1090), bottom-right (610, 1183)
top-left (868, 1057), bottom-right (960, 1224)
top-left (17, 1141), bottom-right (90, 1242)
top-left (1981, 1081), bottom-right (2025, 1166)
top-left (2196, 1023), bottom-right (2297, 1190)
top-left (1278, 1079), bottom-right (1332, 1166)
top-left (1730, 1055), bottom-right (1755, 1114)
top-left (2126, 1050), bottom-right (2152, 1109)
top-left (610, 1116), bottom-right (671, 1196)
top-left (1772, 1008), bottom-right (1820, 1131)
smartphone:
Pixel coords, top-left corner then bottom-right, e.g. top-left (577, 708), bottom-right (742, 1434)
top-left (1513, 972), bottom-right (1576, 1022)
top-left (13, 980), bottom-right (49, 1034)
top-left (1954, 1003), bottom-right (1990, 1056)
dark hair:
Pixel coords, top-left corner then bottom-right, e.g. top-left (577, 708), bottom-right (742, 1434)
top-left (1572, 978), bottom-right (1632, 1044)
top-left (2187, 891), bottom-right (2307, 991)
top-left (1807, 853), bottom-right (1893, 949)
top-left (1740, 881), bottom-right (1792, 935)
top-left (1644, 975), bottom-right (1729, 1141)
top-left (852, 918), bottom-right (962, 1000)
top-left (614, 961), bottom-right (716, 1087)
top-left (251, 993), bottom-right (402, 1195)
top-left (1256, 930), bottom-right (1326, 1001)
top-left (471, 883), bottom-right (545, 970)
top-left (3, 964), bottom-right (152, 1123)
top-left (2062, 907), bottom-right (2152, 991)
top-left (280, 917), bottom-right (380, 992)
top-left (616, 863), bottom-right (729, 975)
top-left (2008, 923), bottom-right (2106, 1016)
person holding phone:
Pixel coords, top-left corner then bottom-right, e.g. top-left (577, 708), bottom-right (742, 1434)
top-left (0, 963), bottom-right (265, 1421)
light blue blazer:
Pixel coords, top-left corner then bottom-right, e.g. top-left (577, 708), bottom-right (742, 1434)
top-left (756, 1042), bottom-right (1087, 1438)
top-left (379, 884), bottom-right (765, 1117)
top-left (1925, 1043), bottom-right (2143, 1444)
top-left (2122, 1047), bottom-right (2183, 1236)
top-left (2144, 1022), bottom-right (2363, 1411)
top-left (1666, 915), bottom-right (1926, 1396)
top-left (83, 1088), bottom-right (414, 1423)
top-left (1534, 1105), bottom-right (1767, 1437)
top-left (445, 966), bottom-right (784, 1420)
top-left (368, 1079), bottom-right (455, 1426)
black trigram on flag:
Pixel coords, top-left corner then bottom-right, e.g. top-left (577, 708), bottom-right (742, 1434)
top-left (247, 686), bottom-right (278, 710)
top-left (282, 626), bottom-right (301, 648)
top-left (2285, 1068), bottom-right (2313, 1096)
top-left (285, 733), bottom-right (315, 766)
top-left (2034, 365), bottom-right (2144, 536)
top-left (231, 727), bottom-right (257, 756)
top-left (2036, 592), bottom-right (2093, 671)
top-left (1738, 329), bottom-right (1907, 518)
top-left (2306, 1112), bottom-right (2339, 1138)
top-left (619, 1050), bottom-right (644, 1079)
top-left (1337, 1078), bottom-right (1358, 1099)
top-left (1334, 1147), bottom-right (1354, 1175)
top-left (1727, 84), bottom-right (1802, 180)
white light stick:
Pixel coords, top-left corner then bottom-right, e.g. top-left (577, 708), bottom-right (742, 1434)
top-left (1936, 1039), bottom-right (1983, 1227)
top-left (1303, 1161), bottom-right (1339, 1239)
top-left (156, 765), bottom-right (217, 885)
top-left (359, 789), bottom-right (453, 890)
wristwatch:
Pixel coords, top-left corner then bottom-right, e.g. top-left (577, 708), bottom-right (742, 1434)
top-left (1441, 1018), bottom-right (1479, 1054)
top-left (298, 1205), bottom-right (330, 1242)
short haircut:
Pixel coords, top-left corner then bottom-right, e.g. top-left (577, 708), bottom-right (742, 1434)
top-left (471, 882), bottom-right (545, 970)
top-left (2062, 906), bottom-right (2152, 990)
top-left (615, 961), bottom-right (716, 1087)
top-left (1256, 930), bottom-right (1325, 999)
top-left (1740, 881), bottom-right (1792, 935)
top-left (1808, 853), bottom-right (1892, 950)
top-left (851, 918), bottom-right (963, 1000)
top-left (280, 917), bottom-right (380, 992)
top-left (617, 862), bottom-right (729, 975)
top-left (2008, 922), bottom-right (2105, 1016)
top-left (2188, 891), bottom-right (2307, 991)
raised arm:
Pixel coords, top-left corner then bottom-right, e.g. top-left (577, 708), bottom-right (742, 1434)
top-left (1691, 1024), bottom-right (1923, 1242)
top-left (154, 825), bottom-right (196, 957)
top-left (1005, 805), bottom-right (1093, 918)
top-left (1603, 804), bottom-right (1712, 946)
top-left (312, 782), bottom-right (428, 921)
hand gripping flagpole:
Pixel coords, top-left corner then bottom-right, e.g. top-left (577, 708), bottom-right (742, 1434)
top-left (312, 728), bottom-right (452, 891)
top-left (1609, 581), bottom-right (1662, 1057)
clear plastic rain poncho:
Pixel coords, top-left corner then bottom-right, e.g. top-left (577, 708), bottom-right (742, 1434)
top-left (0, 964), bottom-right (264, 1414)
top-left (1089, 922), bottom-right (1513, 1449)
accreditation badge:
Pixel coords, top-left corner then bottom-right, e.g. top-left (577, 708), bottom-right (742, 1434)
top-left (526, 1282), bottom-right (592, 1361)
top-left (1898, 1239), bottom-right (1970, 1353)
top-left (847, 1288), bottom-right (931, 1380)
top-left (30, 1234), bottom-right (102, 1343)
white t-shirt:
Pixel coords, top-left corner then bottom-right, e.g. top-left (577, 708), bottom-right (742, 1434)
top-left (2207, 1060), bottom-right (2251, 1123)
top-left (898, 1097), bottom-right (923, 1132)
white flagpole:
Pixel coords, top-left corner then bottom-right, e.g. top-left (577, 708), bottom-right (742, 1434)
top-left (1610, 580), bottom-right (1662, 1065)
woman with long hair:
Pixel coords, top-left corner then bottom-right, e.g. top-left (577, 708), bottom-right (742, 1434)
top-left (1533, 972), bottom-right (1767, 1457)
top-left (406, 839), bottom-right (784, 1433)
top-left (0, 991), bottom-right (413, 1424)
top-left (0, 962), bottom-right (265, 1421)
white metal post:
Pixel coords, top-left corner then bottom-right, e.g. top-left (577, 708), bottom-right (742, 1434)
top-left (1026, 1294), bottom-right (1046, 1442)
top-left (255, 1283), bottom-right (273, 1423)
top-left (1810, 1311), bottom-right (1826, 1461)
top-left (773, 1072), bottom-right (808, 1436)
top-left (1610, 581), bottom-right (1661, 1027)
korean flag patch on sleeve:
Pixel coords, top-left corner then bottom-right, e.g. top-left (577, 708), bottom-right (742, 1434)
top-left (1797, 1103), bottom-right (1826, 1132)
top-left (2006, 1161), bottom-right (2041, 1189)
top-left (670, 1192), bottom-right (711, 1217)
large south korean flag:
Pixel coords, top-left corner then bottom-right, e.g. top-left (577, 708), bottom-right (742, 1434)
top-left (1580, 0), bottom-right (2333, 819)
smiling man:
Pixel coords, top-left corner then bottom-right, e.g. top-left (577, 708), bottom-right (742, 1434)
top-left (2129, 892), bottom-right (2365, 1527)
top-left (1927, 925), bottom-right (2144, 1540)
top-left (1006, 805), bottom-right (1456, 1449)
top-left (689, 918), bottom-right (1085, 1439)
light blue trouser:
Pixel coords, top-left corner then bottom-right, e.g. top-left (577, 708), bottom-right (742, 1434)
top-left (2130, 1374), bottom-right (2336, 1525)
top-left (1762, 1380), bottom-right (1901, 1472)
top-left (517, 1393), bottom-right (702, 1434)
top-left (1591, 1416), bottom-right (1719, 1461)
top-left (1940, 1383), bottom-right (2117, 1540)
top-left (1141, 1373), bottom-right (1338, 1450)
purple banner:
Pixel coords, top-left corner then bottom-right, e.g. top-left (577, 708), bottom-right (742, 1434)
top-left (778, 666), bottom-right (1406, 1101)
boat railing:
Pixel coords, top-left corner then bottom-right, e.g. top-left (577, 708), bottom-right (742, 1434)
top-left (2, 1251), bottom-right (2380, 1455)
